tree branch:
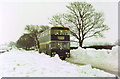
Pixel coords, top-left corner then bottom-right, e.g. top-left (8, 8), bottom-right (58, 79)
top-left (63, 15), bottom-right (79, 29)
top-left (70, 30), bottom-right (79, 40)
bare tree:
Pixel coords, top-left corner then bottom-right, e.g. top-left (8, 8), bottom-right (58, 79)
top-left (49, 2), bottom-right (109, 47)
top-left (25, 25), bottom-right (50, 49)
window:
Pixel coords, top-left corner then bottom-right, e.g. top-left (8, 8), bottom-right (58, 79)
top-left (51, 30), bottom-right (70, 35)
top-left (51, 42), bottom-right (70, 49)
top-left (40, 44), bottom-right (46, 49)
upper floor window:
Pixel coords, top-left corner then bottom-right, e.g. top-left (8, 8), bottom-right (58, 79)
top-left (51, 30), bottom-right (70, 35)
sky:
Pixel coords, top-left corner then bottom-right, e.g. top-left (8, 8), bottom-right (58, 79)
top-left (0, 0), bottom-right (118, 44)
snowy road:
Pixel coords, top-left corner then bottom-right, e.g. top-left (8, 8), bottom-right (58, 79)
top-left (66, 46), bottom-right (118, 72)
top-left (65, 46), bottom-right (119, 78)
top-left (66, 59), bottom-right (119, 78)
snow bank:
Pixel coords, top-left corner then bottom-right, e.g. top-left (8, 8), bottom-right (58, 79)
top-left (66, 46), bottom-right (118, 72)
top-left (0, 48), bottom-right (115, 77)
top-left (0, 45), bottom-right (10, 51)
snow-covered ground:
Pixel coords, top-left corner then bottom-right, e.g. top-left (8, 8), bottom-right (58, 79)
top-left (83, 42), bottom-right (113, 47)
top-left (66, 46), bottom-right (118, 72)
top-left (0, 48), bottom-right (115, 77)
top-left (0, 44), bottom-right (11, 51)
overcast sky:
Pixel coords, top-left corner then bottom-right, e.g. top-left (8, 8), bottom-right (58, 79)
top-left (0, 0), bottom-right (118, 44)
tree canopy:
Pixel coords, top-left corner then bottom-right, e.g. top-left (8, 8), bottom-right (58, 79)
top-left (49, 2), bottom-right (109, 47)
top-left (16, 25), bottom-right (50, 50)
top-left (24, 25), bottom-right (50, 50)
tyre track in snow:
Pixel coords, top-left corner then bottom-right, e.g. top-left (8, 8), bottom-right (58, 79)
top-left (65, 59), bottom-right (119, 78)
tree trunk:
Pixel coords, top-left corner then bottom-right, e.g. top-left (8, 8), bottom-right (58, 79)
top-left (34, 35), bottom-right (40, 50)
top-left (36, 38), bottom-right (40, 49)
top-left (37, 40), bottom-right (40, 49)
top-left (79, 40), bottom-right (83, 47)
top-left (36, 40), bottom-right (41, 53)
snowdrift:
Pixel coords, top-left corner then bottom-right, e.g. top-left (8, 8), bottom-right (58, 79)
top-left (66, 46), bottom-right (118, 72)
top-left (0, 48), bottom-right (115, 77)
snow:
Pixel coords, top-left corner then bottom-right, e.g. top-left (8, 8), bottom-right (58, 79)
top-left (0, 48), bottom-right (115, 77)
top-left (83, 42), bottom-right (113, 47)
top-left (0, 44), bottom-right (10, 51)
top-left (66, 46), bottom-right (118, 72)
top-left (70, 41), bottom-right (79, 47)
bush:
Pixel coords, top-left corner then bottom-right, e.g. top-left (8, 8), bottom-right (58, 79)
top-left (16, 34), bottom-right (36, 50)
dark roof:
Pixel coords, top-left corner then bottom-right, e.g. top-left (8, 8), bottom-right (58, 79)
top-left (51, 27), bottom-right (69, 30)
